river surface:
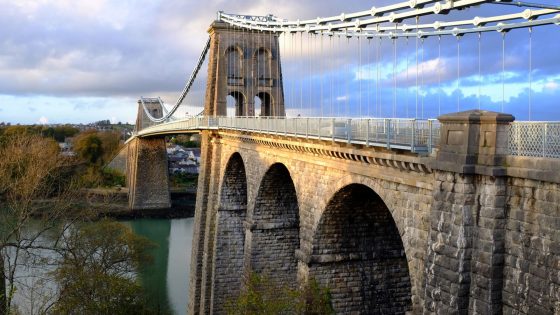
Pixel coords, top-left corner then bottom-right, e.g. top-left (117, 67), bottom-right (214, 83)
top-left (124, 218), bottom-right (194, 315)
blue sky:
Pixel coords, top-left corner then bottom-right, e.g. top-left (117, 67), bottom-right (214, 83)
top-left (0, 0), bottom-right (559, 124)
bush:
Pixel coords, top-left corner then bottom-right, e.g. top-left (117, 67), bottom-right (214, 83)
top-left (226, 273), bottom-right (334, 315)
top-left (74, 131), bottom-right (103, 165)
top-left (102, 168), bottom-right (126, 187)
top-left (169, 172), bottom-right (198, 188)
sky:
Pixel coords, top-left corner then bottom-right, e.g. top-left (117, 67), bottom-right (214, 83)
top-left (0, 0), bottom-right (559, 124)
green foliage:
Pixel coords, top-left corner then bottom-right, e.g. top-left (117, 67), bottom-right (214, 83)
top-left (169, 172), bottom-right (198, 188)
top-left (98, 131), bottom-right (121, 165)
top-left (170, 135), bottom-right (200, 148)
top-left (78, 166), bottom-right (103, 188)
top-left (226, 273), bottom-right (334, 315)
top-left (74, 130), bottom-right (124, 188)
top-left (0, 124), bottom-right (79, 144)
top-left (55, 125), bottom-right (80, 142)
top-left (74, 131), bottom-right (103, 164)
top-left (51, 220), bottom-right (159, 315)
top-left (300, 278), bottom-right (334, 315)
top-left (102, 168), bottom-right (126, 187)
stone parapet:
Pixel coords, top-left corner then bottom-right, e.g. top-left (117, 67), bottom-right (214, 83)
top-left (430, 110), bottom-right (514, 176)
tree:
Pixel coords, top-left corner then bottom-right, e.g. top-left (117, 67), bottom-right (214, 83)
top-left (50, 220), bottom-right (156, 314)
top-left (0, 133), bottom-right (155, 314)
top-left (51, 126), bottom-right (79, 143)
top-left (73, 131), bottom-right (103, 165)
top-left (98, 131), bottom-right (122, 165)
top-left (0, 133), bottom-right (82, 314)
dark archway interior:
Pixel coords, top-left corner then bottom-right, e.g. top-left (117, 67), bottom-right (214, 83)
top-left (213, 153), bottom-right (247, 307)
top-left (254, 92), bottom-right (272, 116)
top-left (226, 46), bottom-right (242, 79)
top-left (227, 91), bottom-right (245, 116)
top-left (246, 163), bottom-right (299, 285)
top-left (255, 47), bottom-right (271, 80)
top-left (311, 184), bottom-right (412, 314)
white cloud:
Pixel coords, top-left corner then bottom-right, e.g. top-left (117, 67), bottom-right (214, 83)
top-left (336, 95), bottom-right (348, 101)
top-left (37, 116), bottom-right (49, 124)
top-left (1, 0), bottom-right (560, 123)
top-left (545, 81), bottom-right (559, 91)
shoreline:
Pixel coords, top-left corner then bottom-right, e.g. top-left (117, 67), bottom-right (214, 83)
top-left (81, 188), bottom-right (197, 219)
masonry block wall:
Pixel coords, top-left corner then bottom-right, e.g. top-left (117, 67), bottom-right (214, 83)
top-left (211, 152), bottom-right (247, 312)
top-left (308, 184), bottom-right (411, 313)
top-left (502, 176), bottom-right (560, 314)
top-left (188, 130), bottom-right (434, 315)
top-left (424, 110), bottom-right (560, 315)
top-left (204, 21), bottom-right (285, 117)
top-left (127, 137), bottom-right (170, 210)
top-left (243, 163), bottom-right (300, 286)
top-left (185, 110), bottom-right (560, 315)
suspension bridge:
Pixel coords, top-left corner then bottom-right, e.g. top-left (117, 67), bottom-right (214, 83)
top-left (113, 1), bottom-right (560, 314)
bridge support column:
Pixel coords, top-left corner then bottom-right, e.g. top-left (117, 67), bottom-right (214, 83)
top-left (127, 137), bottom-right (171, 210)
top-left (425, 110), bottom-right (514, 314)
top-left (188, 131), bottom-right (224, 315)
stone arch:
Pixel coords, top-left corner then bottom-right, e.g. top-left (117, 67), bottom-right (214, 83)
top-left (212, 152), bottom-right (248, 309)
top-left (225, 45), bottom-right (243, 82)
top-left (315, 175), bottom-right (409, 245)
top-left (226, 91), bottom-right (246, 116)
top-left (244, 163), bottom-right (299, 286)
top-left (253, 47), bottom-right (272, 86)
top-left (309, 183), bottom-right (412, 314)
top-left (254, 91), bottom-right (273, 117)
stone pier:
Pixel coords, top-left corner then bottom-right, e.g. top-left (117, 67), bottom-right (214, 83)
top-left (127, 137), bottom-right (171, 210)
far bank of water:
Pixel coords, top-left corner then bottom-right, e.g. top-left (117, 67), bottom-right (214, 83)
top-left (124, 217), bottom-right (194, 315)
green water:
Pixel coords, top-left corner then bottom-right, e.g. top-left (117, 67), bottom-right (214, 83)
top-left (124, 218), bottom-right (194, 315)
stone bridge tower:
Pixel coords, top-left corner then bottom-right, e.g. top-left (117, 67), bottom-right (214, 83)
top-left (128, 97), bottom-right (170, 210)
top-left (204, 20), bottom-right (285, 117)
top-left (135, 97), bottom-right (164, 132)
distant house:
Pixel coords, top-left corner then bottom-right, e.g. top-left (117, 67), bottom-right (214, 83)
top-left (167, 144), bottom-right (200, 174)
top-left (59, 141), bottom-right (76, 157)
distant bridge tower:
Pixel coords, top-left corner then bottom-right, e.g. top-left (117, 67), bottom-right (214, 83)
top-left (135, 97), bottom-right (164, 132)
top-left (204, 18), bottom-right (285, 117)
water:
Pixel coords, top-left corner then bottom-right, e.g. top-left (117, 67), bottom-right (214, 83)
top-left (125, 218), bottom-right (194, 315)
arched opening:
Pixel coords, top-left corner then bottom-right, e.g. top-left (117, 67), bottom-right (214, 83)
top-left (151, 108), bottom-right (160, 118)
top-left (226, 91), bottom-right (245, 116)
top-left (254, 92), bottom-right (272, 117)
top-left (310, 184), bottom-right (411, 314)
top-left (254, 48), bottom-right (272, 87)
top-left (213, 153), bottom-right (248, 308)
top-left (226, 46), bottom-right (243, 85)
top-left (244, 163), bottom-right (299, 286)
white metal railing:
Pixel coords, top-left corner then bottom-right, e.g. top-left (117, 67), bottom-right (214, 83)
top-left (137, 116), bottom-right (440, 153)
top-left (136, 117), bottom-right (560, 159)
top-left (509, 121), bottom-right (560, 159)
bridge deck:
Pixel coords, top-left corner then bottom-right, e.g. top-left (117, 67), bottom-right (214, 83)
top-left (137, 116), bottom-right (440, 153)
top-left (135, 116), bottom-right (560, 158)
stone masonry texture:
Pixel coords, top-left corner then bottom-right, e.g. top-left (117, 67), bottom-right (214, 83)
top-left (127, 137), bottom-right (170, 210)
top-left (184, 111), bottom-right (559, 315)
top-left (188, 131), bottom-right (433, 315)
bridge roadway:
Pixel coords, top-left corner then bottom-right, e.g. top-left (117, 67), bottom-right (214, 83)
top-left (121, 110), bottom-right (560, 314)
top-left (135, 115), bottom-right (440, 154)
